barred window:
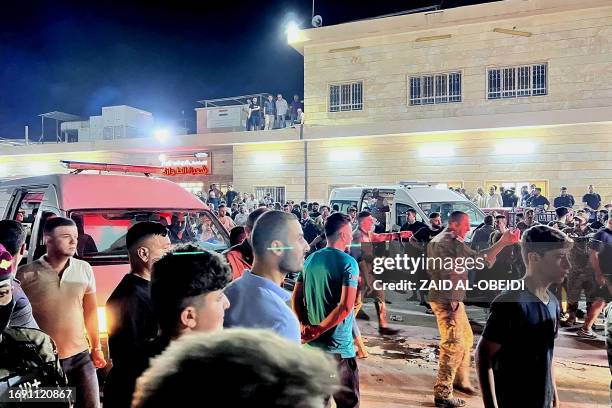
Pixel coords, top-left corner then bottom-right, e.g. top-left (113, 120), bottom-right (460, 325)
top-left (409, 72), bottom-right (462, 105)
top-left (487, 63), bottom-right (547, 99)
top-left (255, 186), bottom-right (285, 204)
top-left (329, 81), bottom-right (363, 112)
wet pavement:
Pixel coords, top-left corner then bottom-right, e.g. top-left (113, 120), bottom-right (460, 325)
top-left (354, 291), bottom-right (610, 407)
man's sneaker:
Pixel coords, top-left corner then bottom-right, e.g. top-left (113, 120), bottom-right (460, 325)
top-left (560, 319), bottom-right (576, 328)
top-left (378, 327), bottom-right (400, 336)
top-left (434, 397), bottom-right (466, 407)
top-left (577, 328), bottom-right (597, 339)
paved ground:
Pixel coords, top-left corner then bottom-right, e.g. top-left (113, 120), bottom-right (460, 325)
top-left (354, 292), bottom-right (610, 408)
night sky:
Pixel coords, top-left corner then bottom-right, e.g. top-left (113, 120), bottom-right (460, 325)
top-left (0, 0), bottom-right (498, 138)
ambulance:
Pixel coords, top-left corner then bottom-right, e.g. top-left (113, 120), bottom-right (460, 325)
top-left (0, 160), bottom-right (230, 341)
top-left (329, 181), bottom-right (485, 234)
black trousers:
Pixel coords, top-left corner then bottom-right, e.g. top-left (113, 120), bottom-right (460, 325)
top-left (326, 355), bottom-right (360, 408)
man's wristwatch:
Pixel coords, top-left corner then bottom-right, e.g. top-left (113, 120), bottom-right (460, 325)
top-left (93, 345), bottom-right (103, 352)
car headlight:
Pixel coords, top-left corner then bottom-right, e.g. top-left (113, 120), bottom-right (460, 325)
top-left (97, 306), bottom-right (108, 335)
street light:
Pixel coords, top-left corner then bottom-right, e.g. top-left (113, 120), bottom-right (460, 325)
top-left (286, 21), bottom-right (300, 43)
top-left (154, 128), bottom-right (171, 143)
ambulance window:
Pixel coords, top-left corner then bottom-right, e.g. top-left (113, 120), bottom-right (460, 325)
top-left (12, 190), bottom-right (45, 251)
top-left (396, 204), bottom-right (423, 226)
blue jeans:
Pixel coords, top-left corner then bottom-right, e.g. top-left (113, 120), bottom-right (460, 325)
top-left (60, 351), bottom-right (100, 408)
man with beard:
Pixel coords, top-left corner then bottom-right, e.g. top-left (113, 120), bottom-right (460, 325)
top-left (477, 226), bottom-right (570, 408)
top-left (224, 211), bottom-right (309, 343)
top-left (409, 213), bottom-right (444, 310)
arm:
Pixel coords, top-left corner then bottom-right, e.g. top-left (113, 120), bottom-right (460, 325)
top-left (589, 249), bottom-right (606, 285)
top-left (475, 337), bottom-right (501, 408)
top-left (480, 229), bottom-right (520, 267)
top-left (303, 285), bottom-right (358, 342)
top-left (291, 281), bottom-right (309, 326)
top-left (83, 293), bottom-right (107, 368)
top-left (371, 230), bottom-right (412, 243)
top-left (552, 361), bottom-right (559, 407)
top-left (309, 235), bottom-right (323, 251)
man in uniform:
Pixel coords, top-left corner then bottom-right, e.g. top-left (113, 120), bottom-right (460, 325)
top-left (428, 211), bottom-right (520, 407)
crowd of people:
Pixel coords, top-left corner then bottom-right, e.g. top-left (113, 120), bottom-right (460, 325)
top-left (242, 94), bottom-right (304, 131)
top-left (469, 183), bottom-right (608, 216)
top-left (0, 184), bottom-right (611, 408)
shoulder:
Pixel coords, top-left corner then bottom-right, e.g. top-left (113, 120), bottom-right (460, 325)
top-left (16, 260), bottom-right (46, 279)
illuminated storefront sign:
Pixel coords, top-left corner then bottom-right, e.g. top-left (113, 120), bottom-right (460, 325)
top-left (161, 160), bottom-right (210, 177)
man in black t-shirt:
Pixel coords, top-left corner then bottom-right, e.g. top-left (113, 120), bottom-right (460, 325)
top-left (582, 184), bottom-right (602, 214)
top-left (400, 208), bottom-right (427, 234)
top-left (553, 186), bottom-right (575, 209)
top-left (105, 222), bottom-right (171, 408)
top-left (526, 188), bottom-right (550, 209)
top-left (476, 225), bottom-right (571, 408)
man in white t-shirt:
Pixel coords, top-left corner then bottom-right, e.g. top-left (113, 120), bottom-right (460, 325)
top-left (17, 217), bottom-right (106, 408)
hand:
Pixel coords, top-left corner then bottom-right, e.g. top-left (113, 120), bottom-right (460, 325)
top-left (399, 231), bottom-right (413, 240)
top-left (91, 349), bottom-right (107, 369)
top-left (501, 228), bottom-right (520, 245)
top-left (595, 274), bottom-right (607, 287)
top-left (301, 325), bottom-right (322, 343)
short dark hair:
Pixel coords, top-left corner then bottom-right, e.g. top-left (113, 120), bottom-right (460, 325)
top-left (535, 187), bottom-right (542, 192)
top-left (332, 204), bottom-right (340, 211)
top-left (218, 204), bottom-right (226, 209)
top-left (495, 214), bottom-right (506, 220)
top-left (320, 205), bottom-right (330, 211)
top-left (246, 208), bottom-right (269, 230)
top-left (554, 207), bottom-right (569, 218)
top-left (229, 226), bottom-right (247, 247)
top-left (251, 211), bottom-right (297, 258)
top-left (151, 244), bottom-right (231, 337)
top-left (43, 217), bottom-right (76, 235)
top-left (521, 225), bottom-right (572, 265)
top-left (132, 329), bottom-right (338, 408)
top-left (0, 220), bottom-right (27, 256)
top-left (349, 207), bottom-right (357, 213)
top-left (406, 208), bottom-right (417, 216)
top-left (324, 213), bottom-right (350, 239)
top-left (484, 215), bottom-right (494, 226)
top-left (449, 211), bottom-right (467, 224)
top-left (429, 212), bottom-right (441, 219)
top-left (357, 210), bottom-right (371, 220)
top-left (312, 202), bottom-right (319, 206)
top-left (126, 222), bottom-right (168, 250)
top-left (561, 186), bottom-right (567, 190)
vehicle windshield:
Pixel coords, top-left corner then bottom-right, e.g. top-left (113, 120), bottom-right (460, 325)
top-left (418, 202), bottom-right (485, 227)
top-left (69, 210), bottom-right (229, 265)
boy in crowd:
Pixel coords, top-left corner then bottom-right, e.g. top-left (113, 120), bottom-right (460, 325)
top-left (477, 225), bottom-right (571, 408)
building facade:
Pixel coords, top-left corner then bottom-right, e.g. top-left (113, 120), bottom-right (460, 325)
top-left (1, 0), bottom-right (611, 206)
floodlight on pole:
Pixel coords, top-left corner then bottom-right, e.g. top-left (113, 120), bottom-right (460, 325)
top-left (286, 21), bottom-right (300, 43)
top-left (154, 128), bottom-right (171, 143)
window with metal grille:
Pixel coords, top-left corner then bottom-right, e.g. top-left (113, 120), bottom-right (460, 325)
top-left (409, 72), bottom-right (461, 105)
top-left (255, 186), bottom-right (286, 204)
top-left (487, 63), bottom-right (547, 99)
top-left (329, 81), bottom-right (363, 112)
